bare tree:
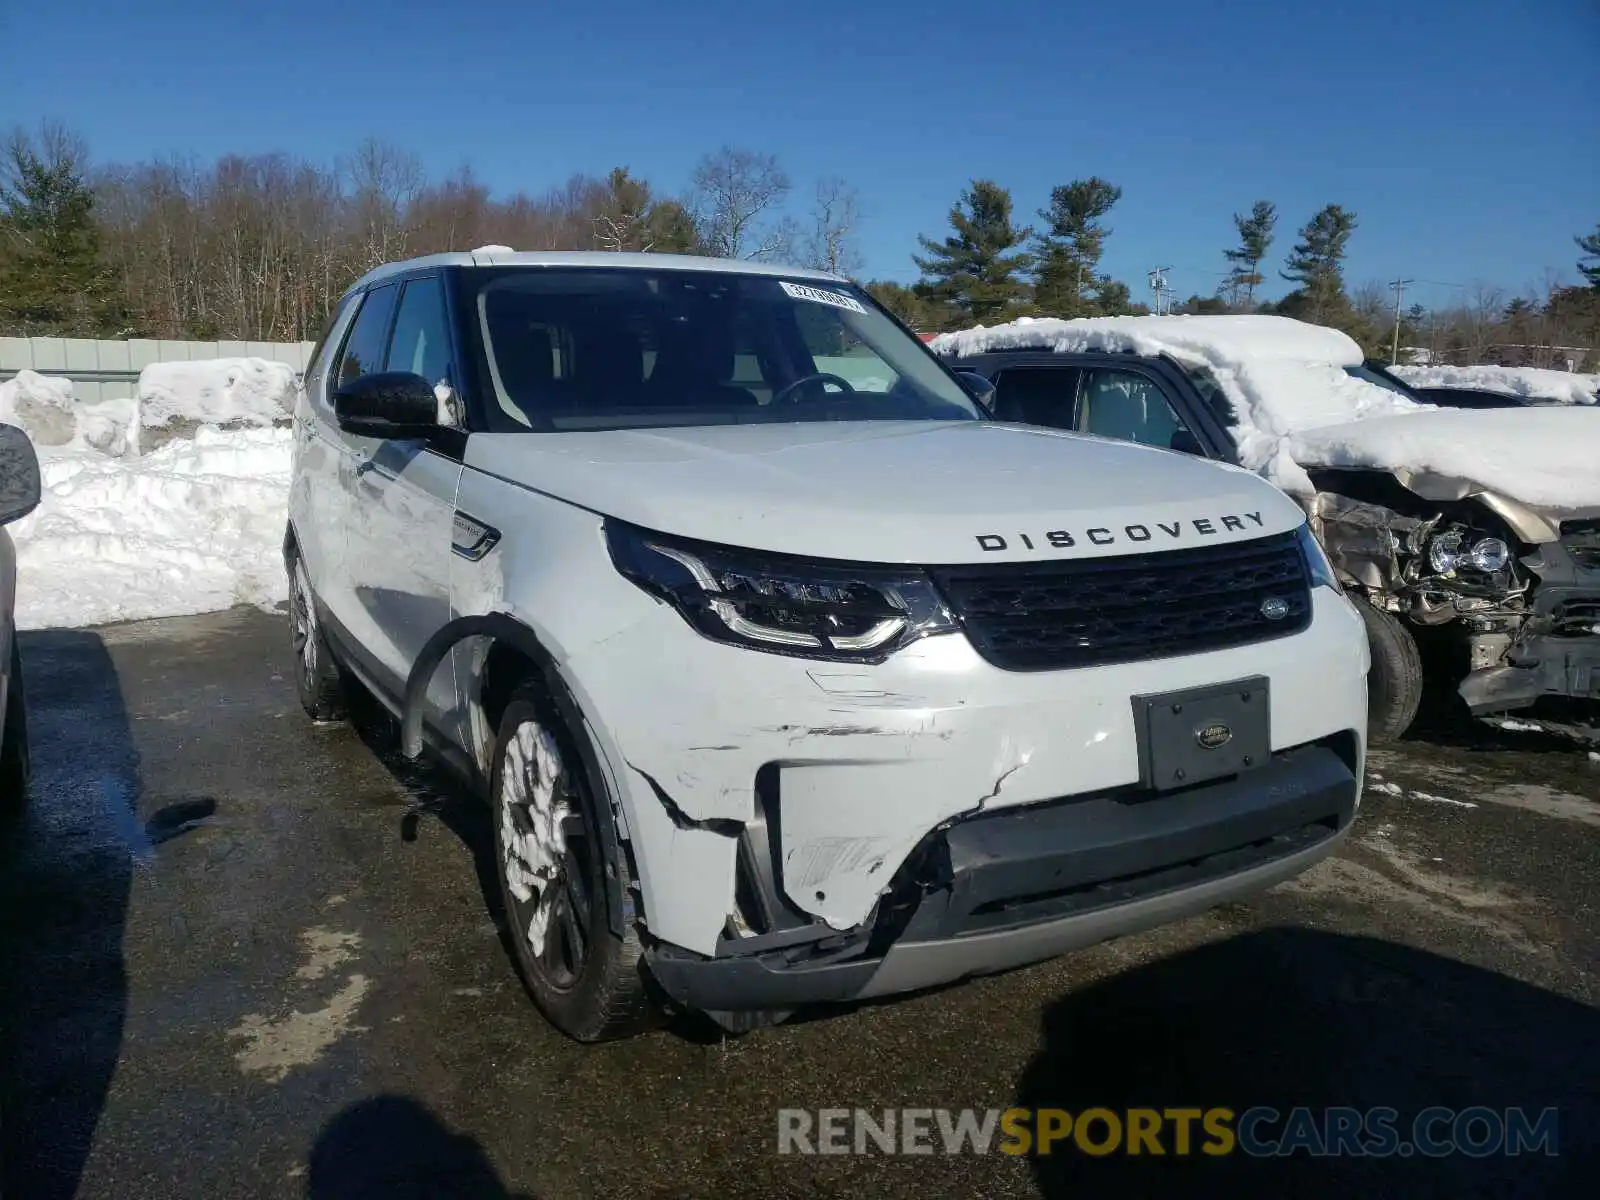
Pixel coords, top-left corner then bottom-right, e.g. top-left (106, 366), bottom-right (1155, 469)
top-left (802, 177), bottom-right (863, 276)
top-left (691, 147), bottom-right (794, 261)
top-left (1463, 281), bottom-right (1506, 362)
top-left (341, 138), bottom-right (423, 269)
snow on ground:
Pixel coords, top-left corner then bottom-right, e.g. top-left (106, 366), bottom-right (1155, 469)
top-left (1392, 364), bottom-right (1600, 405)
top-left (1288, 407), bottom-right (1600, 509)
top-left (9, 427), bottom-right (292, 630)
top-left (930, 315), bottom-right (1423, 491)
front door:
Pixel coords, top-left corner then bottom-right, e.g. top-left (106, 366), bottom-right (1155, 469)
top-left (338, 275), bottom-right (464, 728)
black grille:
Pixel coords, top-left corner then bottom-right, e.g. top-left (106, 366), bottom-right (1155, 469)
top-left (931, 532), bottom-right (1312, 671)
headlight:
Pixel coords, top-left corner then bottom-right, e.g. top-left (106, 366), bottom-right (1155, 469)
top-left (1427, 531), bottom-right (1463, 574)
top-left (1466, 537), bottom-right (1509, 573)
top-left (1426, 530), bottom-right (1510, 575)
top-left (605, 522), bottom-right (958, 662)
top-left (1295, 522), bottom-right (1342, 592)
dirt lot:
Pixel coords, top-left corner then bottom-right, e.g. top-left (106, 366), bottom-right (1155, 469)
top-left (3, 606), bottom-right (1596, 1198)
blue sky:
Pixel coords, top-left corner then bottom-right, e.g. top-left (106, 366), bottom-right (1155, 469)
top-left (3, 0), bottom-right (1596, 309)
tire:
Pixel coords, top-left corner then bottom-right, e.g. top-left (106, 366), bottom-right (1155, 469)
top-left (288, 551), bottom-right (347, 722)
top-left (490, 682), bottom-right (655, 1042)
top-left (1, 641), bottom-right (29, 810)
top-left (1357, 599), bottom-right (1424, 743)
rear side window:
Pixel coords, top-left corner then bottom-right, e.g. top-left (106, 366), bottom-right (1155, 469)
top-left (990, 367), bottom-right (1078, 427)
top-left (336, 283), bottom-right (400, 387)
top-left (303, 293), bottom-right (357, 410)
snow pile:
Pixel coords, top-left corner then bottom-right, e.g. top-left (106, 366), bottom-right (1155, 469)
top-left (9, 427), bottom-right (292, 630)
top-left (931, 315), bottom-right (1423, 489)
top-left (1289, 407), bottom-right (1600, 509)
top-left (1, 369), bottom-right (139, 456)
top-left (137, 357), bottom-right (299, 431)
top-left (1391, 364), bottom-right (1600, 406)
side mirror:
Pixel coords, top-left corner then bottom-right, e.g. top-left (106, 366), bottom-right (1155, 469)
top-left (0, 424), bottom-right (41, 526)
top-left (333, 372), bottom-right (440, 438)
top-left (953, 369), bottom-right (997, 412)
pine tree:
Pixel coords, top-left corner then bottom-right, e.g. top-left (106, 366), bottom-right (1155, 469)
top-left (0, 130), bottom-right (114, 335)
top-left (1031, 178), bottom-right (1120, 317)
top-left (1223, 201), bottom-right (1277, 307)
top-left (864, 280), bottom-right (935, 330)
top-left (1577, 223), bottom-right (1600, 290)
top-left (912, 180), bottom-right (1033, 326)
top-left (1280, 204), bottom-right (1357, 325)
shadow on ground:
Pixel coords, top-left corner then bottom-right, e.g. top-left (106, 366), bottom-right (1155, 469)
top-left (307, 1095), bottom-right (535, 1200)
top-left (0, 631), bottom-right (142, 1199)
top-left (1016, 927), bottom-right (1597, 1198)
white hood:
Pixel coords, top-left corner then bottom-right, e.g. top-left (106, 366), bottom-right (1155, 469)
top-left (464, 420), bottom-right (1307, 563)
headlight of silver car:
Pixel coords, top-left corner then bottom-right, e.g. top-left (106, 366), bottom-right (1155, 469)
top-left (606, 521), bottom-right (958, 662)
top-left (1295, 521), bottom-right (1343, 592)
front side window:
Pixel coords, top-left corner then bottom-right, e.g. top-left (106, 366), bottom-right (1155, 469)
top-left (1077, 369), bottom-right (1194, 450)
top-left (385, 277), bottom-right (462, 427)
top-left (467, 269), bottom-right (982, 431)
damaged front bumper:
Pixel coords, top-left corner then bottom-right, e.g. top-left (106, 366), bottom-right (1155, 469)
top-left (1458, 536), bottom-right (1600, 712)
top-left (1309, 483), bottom-right (1600, 715)
top-left (647, 740), bottom-right (1358, 1010)
top-left (557, 582), bottom-right (1367, 986)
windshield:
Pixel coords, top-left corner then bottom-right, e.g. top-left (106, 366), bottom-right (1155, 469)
top-left (1343, 364), bottom-right (1417, 399)
top-left (468, 268), bottom-right (983, 431)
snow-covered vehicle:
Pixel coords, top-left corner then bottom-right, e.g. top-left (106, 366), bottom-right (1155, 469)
top-left (935, 315), bottom-right (1600, 740)
top-left (286, 252), bottom-right (1367, 1040)
top-left (0, 423), bottom-right (41, 806)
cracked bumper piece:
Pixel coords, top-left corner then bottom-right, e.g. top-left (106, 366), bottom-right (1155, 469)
top-left (646, 742), bottom-right (1358, 1011)
top-left (1459, 634), bottom-right (1600, 713)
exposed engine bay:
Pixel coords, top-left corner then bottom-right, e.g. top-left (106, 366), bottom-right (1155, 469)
top-left (1304, 467), bottom-right (1600, 726)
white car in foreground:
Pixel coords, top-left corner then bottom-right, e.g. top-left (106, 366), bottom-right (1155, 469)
top-left (1, 423), bottom-right (41, 806)
top-left (286, 252), bottom-right (1367, 1039)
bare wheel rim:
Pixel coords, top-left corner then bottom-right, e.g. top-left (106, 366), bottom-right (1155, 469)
top-left (499, 719), bottom-right (596, 993)
top-left (290, 561), bottom-right (317, 679)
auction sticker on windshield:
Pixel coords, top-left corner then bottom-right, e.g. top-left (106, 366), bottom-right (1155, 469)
top-left (780, 281), bottom-right (867, 314)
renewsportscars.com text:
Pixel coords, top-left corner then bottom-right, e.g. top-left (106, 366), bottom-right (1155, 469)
top-left (777, 1106), bottom-right (1559, 1158)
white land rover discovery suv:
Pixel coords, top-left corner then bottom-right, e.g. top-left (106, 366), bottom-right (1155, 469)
top-left (287, 250), bottom-right (1368, 1040)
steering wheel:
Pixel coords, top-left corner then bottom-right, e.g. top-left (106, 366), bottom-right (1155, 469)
top-left (771, 372), bottom-right (857, 406)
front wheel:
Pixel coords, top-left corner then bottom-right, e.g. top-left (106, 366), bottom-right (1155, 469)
top-left (491, 683), bottom-right (655, 1042)
top-left (1357, 599), bottom-right (1424, 743)
top-left (288, 551), bottom-right (347, 722)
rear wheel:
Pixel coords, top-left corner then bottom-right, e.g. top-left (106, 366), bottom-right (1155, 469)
top-left (491, 683), bottom-right (654, 1042)
top-left (1358, 599), bottom-right (1424, 743)
top-left (1, 642), bottom-right (29, 809)
top-left (288, 551), bottom-right (346, 722)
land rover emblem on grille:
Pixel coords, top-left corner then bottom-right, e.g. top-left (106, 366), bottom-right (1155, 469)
top-left (1259, 596), bottom-right (1291, 621)
top-left (1196, 722), bottom-right (1233, 750)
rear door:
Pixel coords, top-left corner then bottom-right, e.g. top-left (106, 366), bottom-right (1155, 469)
top-left (340, 274), bottom-right (464, 725)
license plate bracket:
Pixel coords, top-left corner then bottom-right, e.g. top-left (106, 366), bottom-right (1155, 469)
top-left (1132, 676), bottom-right (1271, 791)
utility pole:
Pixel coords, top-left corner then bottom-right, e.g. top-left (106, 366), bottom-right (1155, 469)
top-left (1148, 266), bottom-right (1172, 315)
top-left (1389, 277), bottom-right (1414, 364)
